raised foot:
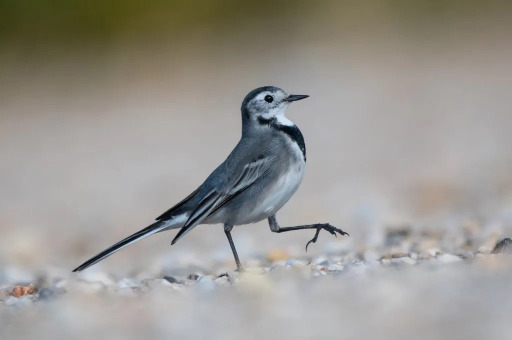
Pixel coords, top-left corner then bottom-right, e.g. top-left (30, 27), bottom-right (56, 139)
top-left (305, 224), bottom-right (349, 252)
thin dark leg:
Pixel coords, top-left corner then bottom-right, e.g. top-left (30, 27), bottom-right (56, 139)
top-left (224, 224), bottom-right (242, 271)
top-left (268, 215), bottom-right (349, 251)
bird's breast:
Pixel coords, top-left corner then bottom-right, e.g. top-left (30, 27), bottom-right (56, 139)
top-left (257, 159), bottom-right (305, 219)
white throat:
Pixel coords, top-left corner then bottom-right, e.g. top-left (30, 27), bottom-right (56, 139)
top-left (261, 104), bottom-right (295, 127)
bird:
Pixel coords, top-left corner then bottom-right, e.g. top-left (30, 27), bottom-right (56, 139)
top-left (72, 86), bottom-right (348, 272)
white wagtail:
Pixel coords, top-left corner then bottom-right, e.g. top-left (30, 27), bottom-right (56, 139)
top-left (73, 86), bottom-right (348, 272)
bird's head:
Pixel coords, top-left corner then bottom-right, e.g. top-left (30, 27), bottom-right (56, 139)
top-left (241, 86), bottom-right (308, 129)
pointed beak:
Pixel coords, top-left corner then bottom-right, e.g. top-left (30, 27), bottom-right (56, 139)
top-left (283, 94), bottom-right (309, 102)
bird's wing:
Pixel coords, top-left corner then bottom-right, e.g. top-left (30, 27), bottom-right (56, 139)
top-left (171, 156), bottom-right (272, 244)
top-left (156, 186), bottom-right (201, 221)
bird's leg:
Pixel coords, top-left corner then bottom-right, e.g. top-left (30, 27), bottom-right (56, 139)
top-left (268, 215), bottom-right (349, 252)
top-left (224, 224), bottom-right (243, 271)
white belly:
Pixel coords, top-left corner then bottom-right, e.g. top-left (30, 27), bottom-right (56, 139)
top-left (250, 160), bottom-right (305, 221)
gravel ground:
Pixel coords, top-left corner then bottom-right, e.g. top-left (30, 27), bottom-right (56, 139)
top-left (2, 227), bottom-right (512, 340)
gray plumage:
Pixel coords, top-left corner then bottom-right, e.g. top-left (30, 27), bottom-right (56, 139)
top-left (73, 86), bottom-right (347, 272)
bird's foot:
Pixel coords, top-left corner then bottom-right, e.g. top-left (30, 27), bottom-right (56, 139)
top-left (305, 224), bottom-right (349, 252)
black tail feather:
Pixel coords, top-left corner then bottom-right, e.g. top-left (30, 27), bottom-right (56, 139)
top-left (72, 221), bottom-right (166, 272)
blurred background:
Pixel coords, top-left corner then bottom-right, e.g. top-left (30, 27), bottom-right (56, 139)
top-left (1, 0), bottom-right (512, 273)
top-left (2, 1), bottom-right (512, 339)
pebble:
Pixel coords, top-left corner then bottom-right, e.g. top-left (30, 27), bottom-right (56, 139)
top-left (187, 273), bottom-right (200, 281)
top-left (75, 271), bottom-right (115, 286)
top-left (70, 280), bottom-right (107, 294)
top-left (117, 278), bottom-right (141, 289)
top-left (163, 276), bottom-right (181, 284)
top-left (37, 287), bottom-right (56, 300)
top-left (286, 259), bottom-right (308, 267)
top-left (326, 263), bottom-right (344, 272)
top-left (313, 256), bottom-right (329, 266)
top-left (390, 257), bottom-right (416, 265)
top-left (427, 248), bottom-right (441, 257)
top-left (437, 254), bottom-right (463, 264)
top-left (214, 275), bottom-right (231, 286)
top-left (196, 276), bottom-right (216, 292)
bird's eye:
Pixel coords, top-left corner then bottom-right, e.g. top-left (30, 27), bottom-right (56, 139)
top-left (264, 95), bottom-right (274, 103)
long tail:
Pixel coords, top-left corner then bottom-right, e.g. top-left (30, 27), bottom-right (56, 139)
top-left (72, 215), bottom-right (186, 272)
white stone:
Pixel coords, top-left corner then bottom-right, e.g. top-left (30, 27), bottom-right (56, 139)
top-left (76, 271), bottom-right (115, 286)
top-left (117, 278), bottom-right (141, 289)
top-left (437, 254), bottom-right (462, 264)
top-left (196, 276), bottom-right (215, 292)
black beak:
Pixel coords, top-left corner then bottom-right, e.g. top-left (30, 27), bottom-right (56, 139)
top-left (284, 94), bottom-right (309, 102)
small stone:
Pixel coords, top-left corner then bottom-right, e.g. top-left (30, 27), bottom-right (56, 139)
top-left (293, 260), bottom-right (309, 267)
top-left (285, 259), bottom-right (308, 267)
top-left (163, 276), bottom-right (180, 284)
top-left (76, 271), bottom-right (115, 286)
top-left (196, 276), bottom-right (215, 292)
top-left (72, 280), bottom-right (106, 294)
top-left (491, 238), bottom-right (512, 254)
top-left (142, 278), bottom-right (174, 290)
top-left (326, 263), bottom-right (344, 272)
top-left (381, 253), bottom-right (409, 260)
top-left (381, 259), bottom-right (391, 265)
top-left (313, 256), bottom-right (328, 265)
top-left (10, 284), bottom-right (35, 298)
top-left (214, 276), bottom-right (230, 286)
top-left (37, 288), bottom-right (56, 300)
top-left (390, 257), bottom-right (416, 265)
top-left (117, 278), bottom-right (141, 289)
top-left (437, 254), bottom-right (463, 263)
top-left (427, 248), bottom-right (441, 257)
top-left (285, 259), bottom-right (296, 266)
top-left (54, 279), bottom-right (68, 290)
top-left (187, 273), bottom-right (200, 281)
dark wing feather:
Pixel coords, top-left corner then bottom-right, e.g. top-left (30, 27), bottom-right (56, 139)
top-left (170, 157), bottom-right (271, 244)
top-left (171, 191), bottom-right (224, 244)
top-left (156, 186), bottom-right (201, 221)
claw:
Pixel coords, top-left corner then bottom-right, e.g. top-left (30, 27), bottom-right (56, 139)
top-left (305, 239), bottom-right (313, 252)
top-left (304, 224), bottom-right (349, 252)
top-left (305, 227), bottom-right (322, 252)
